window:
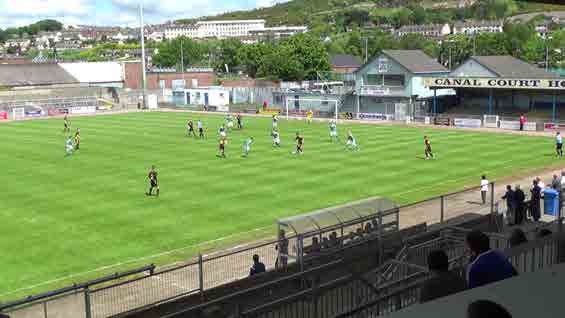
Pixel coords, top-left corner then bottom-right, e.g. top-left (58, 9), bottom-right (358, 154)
top-left (383, 75), bottom-right (405, 87)
top-left (366, 74), bottom-right (383, 86)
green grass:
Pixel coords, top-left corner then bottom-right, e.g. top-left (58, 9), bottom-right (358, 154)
top-left (0, 111), bottom-right (559, 299)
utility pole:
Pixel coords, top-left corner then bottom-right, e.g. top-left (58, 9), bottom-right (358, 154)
top-left (180, 39), bottom-right (185, 73)
top-left (139, 2), bottom-right (147, 108)
top-left (364, 37), bottom-right (368, 63)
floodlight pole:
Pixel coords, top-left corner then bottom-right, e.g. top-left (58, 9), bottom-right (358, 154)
top-left (286, 98), bottom-right (289, 120)
top-left (139, 3), bottom-right (148, 108)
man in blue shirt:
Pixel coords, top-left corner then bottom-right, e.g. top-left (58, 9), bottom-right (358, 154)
top-left (250, 254), bottom-right (266, 276)
top-left (466, 230), bottom-right (517, 289)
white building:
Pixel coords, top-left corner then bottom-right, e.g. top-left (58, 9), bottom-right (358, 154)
top-left (396, 23), bottom-right (451, 38)
top-left (164, 25), bottom-right (199, 40)
top-left (147, 31), bottom-right (165, 42)
top-left (452, 20), bottom-right (503, 35)
top-left (248, 26), bottom-right (308, 42)
top-left (195, 20), bottom-right (265, 38)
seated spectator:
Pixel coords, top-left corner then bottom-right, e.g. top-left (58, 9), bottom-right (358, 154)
top-left (537, 228), bottom-right (553, 238)
top-left (355, 227), bottom-right (364, 239)
top-left (249, 254), bottom-right (266, 276)
top-left (364, 222), bottom-right (373, 234)
top-left (322, 237), bottom-right (330, 249)
top-left (508, 229), bottom-right (528, 247)
top-left (420, 250), bottom-right (466, 303)
top-left (308, 236), bottom-right (321, 253)
top-left (329, 231), bottom-right (339, 247)
top-left (371, 219), bottom-right (379, 230)
top-left (466, 230), bottom-right (518, 289)
top-left (467, 300), bottom-right (512, 318)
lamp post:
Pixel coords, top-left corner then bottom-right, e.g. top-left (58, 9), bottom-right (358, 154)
top-left (139, 2), bottom-right (148, 108)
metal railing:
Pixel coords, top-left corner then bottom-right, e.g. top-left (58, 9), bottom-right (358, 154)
top-left (1, 183), bottom-right (501, 318)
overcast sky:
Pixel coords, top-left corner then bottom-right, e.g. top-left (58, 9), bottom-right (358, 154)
top-left (0, 0), bottom-right (288, 28)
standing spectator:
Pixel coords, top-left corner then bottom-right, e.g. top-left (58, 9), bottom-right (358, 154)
top-left (501, 185), bottom-right (515, 225)
top-left (551, 174), bottom-right (560, 190)
top-left (519, 113), bottom-right (526, 131)
top-left (536, 176), bottom-right (545, 190)
top-left (275, 229), bottom-right (288, 269)
top-left (466, 230), bottom-right (517, 289)
top-left (250, 254), bottom-right (266, 276)
top-left (308, 236), bottom-right (321, 253)
top-left (513, 185), bottom-right (526, 225)
top-left (509, 229), bottom-right (528, 247)
top-left (263, 100), bottom-right (268, 111)
top-left (530, 179), bottom-right (542, 222)
top-left (420, 250), bottom-right (466, 303)
top-left (556, 132), bottom-right (563, 157)
top-left (468, 300), bottom-right (513, 318)
top-left (480, 175), bottom-right (489, 205)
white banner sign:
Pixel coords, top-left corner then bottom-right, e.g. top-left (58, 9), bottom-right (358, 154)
top-left (70, 106), bottom-right (96, 114)
top-left (425, 77), bottom-right (565, 90)
top-left (499, 121), bottom-right (537, 131)
top-left (454, 118), bottom-right (482, 128)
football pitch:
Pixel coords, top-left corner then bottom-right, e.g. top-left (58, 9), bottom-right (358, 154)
top-left (0, 111), bottom-right (558, 296)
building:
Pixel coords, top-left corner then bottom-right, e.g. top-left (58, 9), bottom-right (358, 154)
top-left (248, 26), bottom-right (308, 42)
top-left (352, 50), bottom-right (453, 116)
top-left (123, 61), bottom-right (216, 90)
top-left (452, 20), bottom-right (503, 35)
top-left (330, 54), bottom-right (362, 74)
top-left (164, 25), bottom-right (199, 40)
top-left (147, 31), bottom-right (165, 42)
top-left (426, 55), bottom-right (564, 119)
top-left (395, 23), bottom-right (451, 38)
top-left (196, 20), bottom-right (266, 38)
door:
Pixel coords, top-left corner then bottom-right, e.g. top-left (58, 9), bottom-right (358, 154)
top-left (186, 92), bottom-right (191, 105)
top-left (204, 93), bottom-right (209, 106)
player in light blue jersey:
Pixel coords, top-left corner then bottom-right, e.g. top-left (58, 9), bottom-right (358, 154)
top-left (65, 136), bottom-right (74, 156)
top-left (242, 137), bottom-right (254, 157)
top-left (556, 132), bottom-right (563, 157)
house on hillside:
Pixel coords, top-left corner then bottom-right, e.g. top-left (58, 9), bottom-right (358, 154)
top-left (395, 23), bottom-right (451, 39)
top-left (452, 20), bottom-right (503, 35)
top-left (330, 54), bottom-right (362, 74)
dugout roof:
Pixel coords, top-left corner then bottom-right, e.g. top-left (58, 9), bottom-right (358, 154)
top-left (277, 196), bottom-right (398, 236)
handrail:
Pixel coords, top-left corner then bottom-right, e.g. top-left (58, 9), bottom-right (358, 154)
top-left (0, 264), bottom-right (155, 311)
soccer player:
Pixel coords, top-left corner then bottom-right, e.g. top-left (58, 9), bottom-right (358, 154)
top-left (242, 137), bottom-right (254, 157)
top-left (226, 113), bottom-right (234, 130)
top-left (63, 114), bottom-right (70, 133)
top-left (65, 136), bottom-right (74, 156)
top-left (197, 119), bottom-right (205, 139)
top-left (345, 130), bottom-right (359, 151)
top-left (294, 132), bottom-right (304, 155)
top-left (424, 136), bottom-right (434, 160)
top-left (236, 114), bottom-right (243, 129)
top-left (187, 120), bottom-right (196, 137)
top-left (556, 132), bottom-right (563, 157)
top-left (219, 124), bottom-right (227, 139)
top-left (329, 120), bottom-right (339, 142)
top-left (74, 128), bottom-right (81, 151)
top-left (272, 114), bottom-right (278, 129)
top-left (218, 138), bottom-right (227, 158)
top-left (272, 129), bottom-right (281, 147)
top-left (306, 109), bottom-right (314, 124)
top-left (146, 165), bottom-right (160, 197)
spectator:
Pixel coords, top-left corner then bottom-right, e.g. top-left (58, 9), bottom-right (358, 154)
top-left (275, 229), bottom-right (288, 269)
top-left (536, 176), bottom-right (545, 190)
top-left (501, 185), bottom-right (515, 225)
top-left (420, 250), bottom-right (466, 303)
top-left (322, 237), bottom-right (330, 248)
top-left (364, 222), bottom-right (373, 234)
top-left (551, 174), bottom-right (560, 190)
top-left (466, 230), bottom-right (517, 289)
top-left (509, 229), bottom-right (528, 247)
top-left (530, 179), bottom-right (542, 222)
top-left (329, 231), bottom-right (339, 247)
top-left (250, 254), bottom-right (266, 276)
top-left (519, 113), bottom-right (526, 131)
top-left (537, 228), bottom-right (553, 238)
top-left (310, 236), bottom-right (321, 253)
top-left (468, 300), bottom-right (512, 318)
top-left (480, 175), bottom-right (489, 205)
top-left (513, 185), bottom-right (526, 225)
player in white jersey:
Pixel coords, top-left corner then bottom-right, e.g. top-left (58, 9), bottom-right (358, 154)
top-left (197, 120), bottom-right (205, 139)
top-left (226, 113), bottom-right (234, 130)
top-left (329, 120), bottom-right (339, 142)
top-left (65, 136), bottom-right (74, 156)
top-left (242, 137), bottom-right (254, 157)
top-left (272, 114), bottom-right (278, 129)
top-left (556, 132), bottom-right (563, 157)
top-left (272, 129), bottom-right (281, 147)
top-left (345, 130), bottom-right (359, 151)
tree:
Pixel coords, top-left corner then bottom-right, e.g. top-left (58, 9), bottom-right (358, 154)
top-left (391, 8), bottom-right (414, 28)
top-left (214, 39), bottom-right (243, 73)
top-left (343, 8), bottom-right (370, 28)
top-left (281, 33), bottom-right (331, 80)
top-left (410, 6), bottom-right (428, 25)
top-left (237, 43), bottom-right (274, 78)
top-left (152, 37), bottom-right (203, 69)
top-left (520, 37), bottom-right (545, 66)
top-left (258, 46), bottom-right (305, 81)
top-left (475, 32), bottom-right (508, 56)
top-left (504, 22), bottom-right (536, 56)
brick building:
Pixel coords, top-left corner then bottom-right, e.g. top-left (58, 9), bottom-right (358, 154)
top-left (123, 62), bottom-right (217, 90)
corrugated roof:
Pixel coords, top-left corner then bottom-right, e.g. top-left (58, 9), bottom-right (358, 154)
top-left (0, 64), bottom-right (78, 87)
top-left (59, 62), bottom-right (124, 84)
top-left (471, 55), bottom-right (558, 79)
top-left (382, 50), bottom-right (448, 74)
top-left (330, 54), bottom-right (361, 68)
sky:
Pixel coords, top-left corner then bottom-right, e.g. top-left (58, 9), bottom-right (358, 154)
top-left (0, 0), bottom-right (288, 28)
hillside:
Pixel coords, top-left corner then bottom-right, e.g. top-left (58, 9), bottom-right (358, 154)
top-left (176, 0), bottom-right (565, 27)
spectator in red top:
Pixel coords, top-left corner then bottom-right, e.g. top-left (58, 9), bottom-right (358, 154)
top-left (519, 113), bottom-right (526, 131)
top-left (263, 100), bottom-right (268, 110)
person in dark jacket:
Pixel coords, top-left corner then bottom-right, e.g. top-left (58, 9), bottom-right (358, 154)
top-left (466, 230), bottom-right (517, 289)
top-left (501, 185), bottom-right (515, 225)
top-left (513, 185), bottom-right (526, 225)
top-left (530, 179), bottom-right (542, 222)
top-left (250, 254), bottom-right (266, 276)
top-left (420, 250), bottom-right (466, 303)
